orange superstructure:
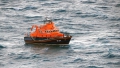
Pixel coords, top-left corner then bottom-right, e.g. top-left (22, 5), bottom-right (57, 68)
top-left (24, 19), bottom-right (72, 44)
top-left (30, 20), bottom-right (64, 38)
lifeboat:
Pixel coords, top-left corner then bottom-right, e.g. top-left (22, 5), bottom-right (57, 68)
top-left (24, 19), bottom-right (72, 45)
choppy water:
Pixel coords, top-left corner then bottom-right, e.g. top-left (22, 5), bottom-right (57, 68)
top-left (0, 0), bottom-right (120, 68)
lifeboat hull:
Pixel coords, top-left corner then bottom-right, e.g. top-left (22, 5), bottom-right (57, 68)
top-left (24, 36), bottom-right (72, 45)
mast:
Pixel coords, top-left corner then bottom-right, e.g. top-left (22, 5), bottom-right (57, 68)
top-left (44, 17), bottom-right (52, 24)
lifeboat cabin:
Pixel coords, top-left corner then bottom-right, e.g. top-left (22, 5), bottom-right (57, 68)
top-left (24, 19), bottom-right (72, 45)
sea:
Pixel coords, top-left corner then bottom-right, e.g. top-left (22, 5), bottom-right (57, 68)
top-left (0, 0), bottom-right (120, 68)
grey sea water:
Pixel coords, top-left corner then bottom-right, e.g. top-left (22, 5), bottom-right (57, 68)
top-left (0, 0), bottom-right (120, 68)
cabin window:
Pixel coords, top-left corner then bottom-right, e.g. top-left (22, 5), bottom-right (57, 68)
top-left (53, 30), bottom-right (57, 32)
top-left (45, 30), bottom-right (52, 33)
top-left (45, 31), bottom-right (47, 33)
top-left (57, 40), bottom-right (61, 42)
top-left (39, 31), bottom-right (42, 33)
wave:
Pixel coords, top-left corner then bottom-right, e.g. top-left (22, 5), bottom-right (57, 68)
top-left (115, 4), bottom-right (120, 7)
top-left (55, 9), bottom-right (67, 13)
top-left (68, 58), bottom-right (84, 64)
top-left (86, 66), bottom-right (103, 68)
top-left (73, 13), bottom-right (99, 18)
top-left (81, 1), bottom-right (96, 4)
top-left (0, 25), bottom-right (14, 29)
top-left (96, 38), bottom-right (109, 43)
top-left (41, 2), bottom-right (58, 6)
top-left (97, 6), bottom-right (111, 10)
top-left (107, 61), bottom-right (120, 65)
top-left (109, 17), bottom-right (120, 21)
top-left (0, 3), bottom-right (6, 6)
top-left (102, 53), bottom-right (120, 59)
top-left (85, 51), bottom-right (104, 54)
top-left (42, 59), bottom-right (50, 62)
top-left (110, 23), bottom-right (120, 28)
top-left (67, 23), bottom-right (94, 30)
top-left (0, 0), bottom-right (9, 3)
top-left (1, 6), bottom-right (37, 11)
top-left (11, 52), bottom-right (41, 60)
top-left (0, 45), bottom-right (6, 49)
top-left (73, 58), bottom-right (84, 62)
top-left (24, 16), bottom-right (42, 19)
top-left (107, 34), bottom-right (120, 40)
top-left (23, 6), bottom-right (37, 10)
top-left (80, 14), bottom-right (98, 18)
top-left (97, 16), bottom-right (120, 21)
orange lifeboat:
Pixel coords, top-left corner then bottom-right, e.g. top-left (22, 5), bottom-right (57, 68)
top-left (24, 19), bottom-right (72, 45)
